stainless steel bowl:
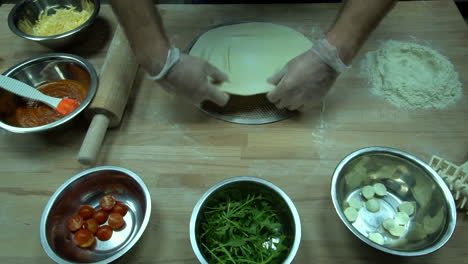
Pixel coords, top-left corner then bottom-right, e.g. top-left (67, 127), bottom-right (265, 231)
top-left (190, 176), bottom-right (301, 264)
top-left (8, 0), bottom-right (100, 48)
top-left (331, 147), bottom-right (456, 256)
top-left (40, 166), bottom-right (151, 264)
top-left (0, 53), bottom-right (98, 133)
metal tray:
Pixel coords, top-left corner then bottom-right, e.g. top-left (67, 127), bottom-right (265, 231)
top-left (186, 22), bottom-right (298, 125)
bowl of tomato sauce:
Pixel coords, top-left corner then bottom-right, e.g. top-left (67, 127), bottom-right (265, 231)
top-left (0, 53), bottom-right (98, 133)
top-left (40, 166), bottom-right (152, 263)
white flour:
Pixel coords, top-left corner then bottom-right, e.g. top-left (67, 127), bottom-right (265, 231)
top-left (362, 40), bottom-right (463, 109)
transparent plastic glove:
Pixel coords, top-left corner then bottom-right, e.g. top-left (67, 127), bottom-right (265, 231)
top-left (267, 39), bottom-right (349, 111)
top-left (159, 53), bottom-right (230, 107)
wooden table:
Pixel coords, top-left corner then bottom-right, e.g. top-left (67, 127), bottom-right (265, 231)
top-left (1, 1), bottom-right (467, 263)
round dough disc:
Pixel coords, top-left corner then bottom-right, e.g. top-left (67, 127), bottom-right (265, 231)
top-left (368, 232), bottom-right (384, 245)
top-left (395, 212), bottom-right (410, 226)
top-left (362, 185), bottom-right (375, 200)
top-left (344, 207), bottom-right (359, 222)
top-left (398, 201), bottom-right (415, 216)
top-left (348, 197), bottom-right (363, 210)
top-left (373, 183), bottom-right (387, 196)
top-left (189, 22), bottom-right (312, 95)
top-left (366, 199), bottom-right (380, 212)
top-left (389, 225), bottom-right (406, 237)
top-left (383, 218), bottom-right (396, 231)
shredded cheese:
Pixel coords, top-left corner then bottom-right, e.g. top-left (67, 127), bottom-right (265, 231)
top-left (19, 0), bottom-right (94, 37)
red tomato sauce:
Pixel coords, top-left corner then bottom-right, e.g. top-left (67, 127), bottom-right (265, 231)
top-left (1, 79), bottom-right (88, 128)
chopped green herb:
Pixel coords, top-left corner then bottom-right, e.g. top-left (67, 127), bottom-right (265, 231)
top-left (200, 194), bottom-right (288, 264)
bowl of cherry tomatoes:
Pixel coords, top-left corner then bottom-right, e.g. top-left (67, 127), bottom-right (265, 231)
top-left (40, 166), bottom-right (151, 263)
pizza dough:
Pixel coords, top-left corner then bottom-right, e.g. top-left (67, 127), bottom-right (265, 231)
top-left (394, 212), bottom-right (410, 226)
top-left (389, 225), bottom-right (406, 237)
top-left (383, 218), bottom-right (397, 231)
top-left (344, 207), bottom-right (359, 222)
top-left (348, 197), bottom-right (363, 210)
top-left (368, 232), bottom-right (384, 245)
top-left (373, 183), bottom-right (387, 196)
top-left (398, 201), bottom-right (415, 216)
top-left (362, 185), bottom-right (375, 200)
top-left (189, 22), bottom-right (312, 95)
top-left (366, 199), bottom-right (380, 212)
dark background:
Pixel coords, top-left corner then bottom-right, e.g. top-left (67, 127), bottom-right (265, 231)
top-left (1, 0), bottom-right (467, 23)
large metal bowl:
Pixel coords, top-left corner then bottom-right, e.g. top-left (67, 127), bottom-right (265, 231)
top-left (190, 176), bottom-right (301, 264)
top-left (40, 166), bottom-right (151, 264)
top-left (331, 147), bottom-right (457, 256)
top-left (8, 0), bottom-right (100, 49)
top-left (0, 53), bottom-right (98, 133)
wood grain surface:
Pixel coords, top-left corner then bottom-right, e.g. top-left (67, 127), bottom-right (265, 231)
top-left (0, 1), bottom-right (467, 263)
top-left (77, 26), bottom-right (139, 165)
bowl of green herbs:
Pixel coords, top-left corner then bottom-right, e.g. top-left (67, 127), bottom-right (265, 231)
top-left (190, 177), bottom-right (301, 264)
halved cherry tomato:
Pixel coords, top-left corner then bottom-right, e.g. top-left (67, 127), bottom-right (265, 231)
top-left (67, 214), bottom-right (83, 232)
top-left (78, 205), bottom-right (95, 220)
top-left (100, 195), bottom-right (116, 211)
top-left (74, 229), bottom-right (95, 248)
top-left (112, 202), bottom-right (128, 216)
top-left (92, 209), bottom-right (109, 225)
top-left (108, 213), bottom-right (125, 229)
top-left (84, 218), bottom-right (99, 234)
top-left (96, 225), bottom-right (113, 241)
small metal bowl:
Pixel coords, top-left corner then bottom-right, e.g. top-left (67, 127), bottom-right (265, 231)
top-left (190, 176), bottom-right (301, 264)
top-left (8, 0), bottom-right (100, 49)
top-left (331, 147), bottom-right (456, 256)
top-left (0, 53), bottom-right (98, 133)
top-left (40, 166), bottom-right (151, 264)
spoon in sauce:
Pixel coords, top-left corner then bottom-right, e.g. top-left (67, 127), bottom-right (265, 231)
top-left (0, 75), bottom-right (80, 116)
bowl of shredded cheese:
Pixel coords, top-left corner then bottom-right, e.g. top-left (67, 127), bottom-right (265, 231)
top-left (8, 0), bottom-right (100, 49)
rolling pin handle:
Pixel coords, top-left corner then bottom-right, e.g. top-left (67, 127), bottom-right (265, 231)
top-left (77, 113), bottom-right (111, 165)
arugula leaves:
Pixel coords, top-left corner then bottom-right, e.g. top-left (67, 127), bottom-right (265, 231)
top-left (200, 194), bottom-right (288, 264)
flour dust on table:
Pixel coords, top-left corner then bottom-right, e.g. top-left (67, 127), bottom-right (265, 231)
top-left (361, 40), bottom-right (463, 110)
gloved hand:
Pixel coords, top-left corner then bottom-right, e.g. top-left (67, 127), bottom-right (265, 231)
top-left (158, 52), bottom-right (230, 107)
top-left (267, 39), bottom-right (349, 111)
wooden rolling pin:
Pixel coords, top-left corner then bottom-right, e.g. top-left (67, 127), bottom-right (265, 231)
top-left (78, 26), bottom-right (138, 165)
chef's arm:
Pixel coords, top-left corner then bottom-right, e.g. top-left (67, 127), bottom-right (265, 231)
top-left (110, 0), bottom-right (230, 107)
top-left (327, 0), bottom-right (397, 65)
top-left (109, 0), bottom-right (169, 76)
top-left (267, 0), bottom-right (397, 110)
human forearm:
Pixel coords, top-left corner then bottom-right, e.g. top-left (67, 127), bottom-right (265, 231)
top-left (110, 0), bottom-right (170, 76)
top-left (326, 0), bottom-right (397, 65)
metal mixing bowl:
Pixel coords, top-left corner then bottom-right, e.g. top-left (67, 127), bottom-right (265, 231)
top-left (40, 166), bottom-right (151, 264)
top-left (190, 176), bottom-right (301, 264)
top-left (0, 53), bottom-right (98, 133)
top-left (331, 147), bottom-right (456, 256)
top-left (8, 0), bottom-right (100, 48)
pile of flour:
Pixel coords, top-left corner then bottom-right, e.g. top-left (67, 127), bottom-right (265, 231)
top-left (362, 40), bottom-right (462, 109)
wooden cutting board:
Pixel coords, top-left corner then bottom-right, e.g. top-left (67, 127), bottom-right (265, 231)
top-left (0, 1), bottom-right (467, 263)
